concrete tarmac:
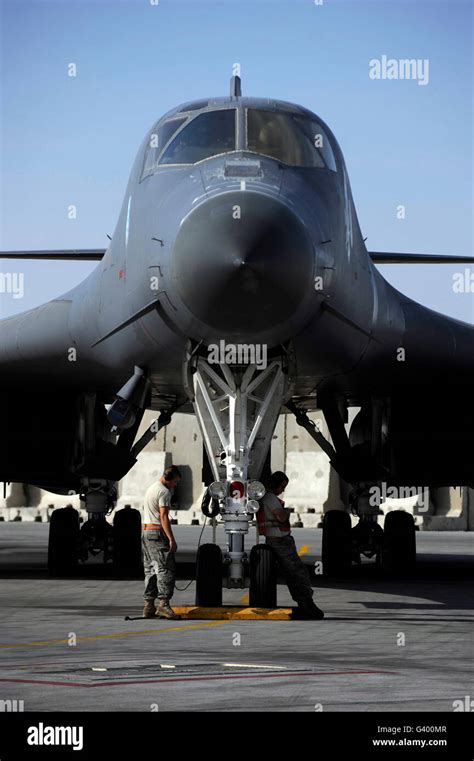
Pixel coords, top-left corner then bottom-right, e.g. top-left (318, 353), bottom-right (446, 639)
top-left (0, 524), bottom-right (472, 711)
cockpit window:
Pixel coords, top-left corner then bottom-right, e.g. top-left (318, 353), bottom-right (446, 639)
top-left (142, 117), bottom-right (187, 178)
top-left (160, 109), bottom-right (236, 165)
top-left (247, 109), bottom-right (337, 171)
top-left (178, 99), bottom-right (209, 112)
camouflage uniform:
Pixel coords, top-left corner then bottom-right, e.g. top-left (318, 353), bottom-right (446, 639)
top-left (142, 528), bottom-right (176, 602)
top-left (266, 534), bottom-right (314, 606)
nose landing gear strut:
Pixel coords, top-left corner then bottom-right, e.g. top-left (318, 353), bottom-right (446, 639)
top-left (189, 355), bottom-right (289, 606)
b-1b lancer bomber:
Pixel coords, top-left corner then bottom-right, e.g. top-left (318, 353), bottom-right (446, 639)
top-left (2, 76), bottom-right (474, 603)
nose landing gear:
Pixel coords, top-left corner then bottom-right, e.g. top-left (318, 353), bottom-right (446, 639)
top-left (189, 354), bottom-right (289, 605)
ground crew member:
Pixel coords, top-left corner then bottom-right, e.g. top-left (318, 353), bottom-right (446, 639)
top-left (142, 465), bottom-right (182, 620)
top-left (258, 471), bottom-right (324, 619)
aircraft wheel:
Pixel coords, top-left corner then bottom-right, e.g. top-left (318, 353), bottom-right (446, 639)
top-left (48, 506), bottom-right (80, 575)
top-left (382, 510), bottom-right (416, 576)
top-left (195, 544), bottom-right (223, 606)
top-left (249, 545), bottom-right (277, 608)
top-left (322, 509), bottom-right (352, 577)
top-left (113, 506), bottom-right (142, 572)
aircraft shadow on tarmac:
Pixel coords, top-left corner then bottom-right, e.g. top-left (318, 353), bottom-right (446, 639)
top-left (0, 549), bottom-right (472, 620)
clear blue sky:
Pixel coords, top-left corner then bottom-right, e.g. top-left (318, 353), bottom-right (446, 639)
top-left (1, 0), bottom-right (472, 321)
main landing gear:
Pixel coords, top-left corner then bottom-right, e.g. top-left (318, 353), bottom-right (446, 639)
top-left (47, 390), bottom-right (179, 576)
top-left (288, 404), bottom-right (417, 578)
top-left (47, 480), bottom-right (143, 575)
top-left (321, 505), bottom-right (416, 577)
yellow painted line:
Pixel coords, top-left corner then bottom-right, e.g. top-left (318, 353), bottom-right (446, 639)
top-left (0, 621), bottom-right (228, 650)
top-left (173, 606), bottom-right (292, 621)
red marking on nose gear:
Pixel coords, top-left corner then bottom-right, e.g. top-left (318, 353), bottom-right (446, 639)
top-left (230, 481), bottom-right (245, 500)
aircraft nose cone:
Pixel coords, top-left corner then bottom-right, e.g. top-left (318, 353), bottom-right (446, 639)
top-left (171, 192), bottom-right (314, 335)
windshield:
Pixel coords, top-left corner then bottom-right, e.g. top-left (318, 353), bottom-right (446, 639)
top-left (160, 109), bottom-right (236, 165)
top-left (142, 117), bottom-right (188, 178)
top-left (247, 109), bottom-right (337, 170)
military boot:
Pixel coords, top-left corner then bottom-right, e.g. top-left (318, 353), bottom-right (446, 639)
top-left (155, 599), bottom-right (182, 620)
top-left (295, 599), bottom-right (325, 620)
top-left (143, 600), bottom-right (156, 619)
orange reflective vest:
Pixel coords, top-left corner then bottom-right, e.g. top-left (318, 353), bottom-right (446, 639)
top-left (257, 494), bottom-right (291, 537)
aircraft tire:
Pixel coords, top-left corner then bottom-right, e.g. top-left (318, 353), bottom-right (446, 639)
top-left (382, 510), bottom-right (416, 576)
top-left (195, 543), bottom-right (223, 606)
top-left (113, 506), bottom-right (142, 572)
top-left (249, 544), bottom-right (277, 608)
top-left (322, 509), bottom-right (352, 577)
top-left (47, 505), bottom-right (80, 575)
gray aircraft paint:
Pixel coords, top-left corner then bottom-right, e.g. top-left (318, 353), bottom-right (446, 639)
top-left (2, 82), bottom-right (474, 489)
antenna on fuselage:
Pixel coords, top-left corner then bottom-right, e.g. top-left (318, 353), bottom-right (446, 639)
top-left (230, 74), bottom-right (242, 99)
